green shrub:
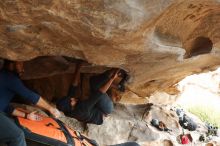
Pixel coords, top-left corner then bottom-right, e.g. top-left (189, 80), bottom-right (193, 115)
top-left (188, 105), bottom-right (220, 128)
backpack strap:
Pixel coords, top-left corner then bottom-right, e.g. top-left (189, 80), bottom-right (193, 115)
top-left (54, 118), bottom-right (74, 146)
top-left (54, 118), bottom-right (98, 146)
top-left (73, 131), bottom-right (99, 146)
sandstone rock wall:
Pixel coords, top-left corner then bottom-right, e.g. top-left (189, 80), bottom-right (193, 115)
top-left (1, 0), bottom-right (220, 100)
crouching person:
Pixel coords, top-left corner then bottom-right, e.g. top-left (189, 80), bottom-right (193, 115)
top-left (57, 63), bottom-right (122, 125)
top-left (0, 60), bottom-right (63, 146)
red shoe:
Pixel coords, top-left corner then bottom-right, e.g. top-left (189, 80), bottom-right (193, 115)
top-left (181, 135), bottom-right (189, 145)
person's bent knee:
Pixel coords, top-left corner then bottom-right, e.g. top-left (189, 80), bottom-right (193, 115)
top-left (98, 93), bottom-right (114, 114)
top-left (15, 130), bottom-right (25, 142)
top-left (104, 101), bottom-right (114, 115)
top-left (11, 129), bottom-right (26, 146)
top-left (8, 123), bottom-right (25, 139)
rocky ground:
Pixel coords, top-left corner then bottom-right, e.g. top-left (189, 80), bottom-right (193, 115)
top-left (15, 102), bottom-right (220, 146)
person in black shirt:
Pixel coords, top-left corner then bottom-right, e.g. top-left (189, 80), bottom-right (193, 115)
top-left (57, 63), bottom-right (121, 125)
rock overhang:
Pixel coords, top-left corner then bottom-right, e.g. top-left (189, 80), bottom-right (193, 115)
top-left (1, 0), bottom-right (220, 102)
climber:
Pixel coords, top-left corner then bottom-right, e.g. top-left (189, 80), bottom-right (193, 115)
top-left (0, 60), bottom-right (63, 146)
top-left (57, 63), bottom-right (127, 125)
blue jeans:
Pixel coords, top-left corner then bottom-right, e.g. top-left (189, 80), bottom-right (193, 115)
top-left (0, 113), bottom-right (26, 146)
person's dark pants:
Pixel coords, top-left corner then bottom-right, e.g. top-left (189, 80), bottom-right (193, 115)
top-left (0, 112), bottom-right (26, 146)
top-left (89, 72), bottom-right (114, 115)
top-left (96, 92), bottom-right (113, 115)
top-left (72, 91), bottom-right (112, 114)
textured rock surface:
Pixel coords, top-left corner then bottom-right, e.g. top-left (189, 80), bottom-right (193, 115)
top-left (87, 104), bottom-right (220, 146)
top-left (16, 103), bottom-right (219, 146)
top-left (1, 0), bottom-right (220, 99)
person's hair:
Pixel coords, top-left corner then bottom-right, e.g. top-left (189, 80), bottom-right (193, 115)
top-left (118, 70), bottom-right (127, 79)
top-left (117, 70), bottom-right (129, 92)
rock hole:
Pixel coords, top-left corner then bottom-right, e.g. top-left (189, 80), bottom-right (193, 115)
top-left (186, 37), bottom-right (213, 58)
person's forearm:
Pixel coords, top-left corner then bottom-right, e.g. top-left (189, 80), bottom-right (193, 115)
top-left (36, 97), bottom-right (63, 118)
top-left (36, 97), bottom-right (54, 112)
top-left (99, 78), bottom-right (115, 93)
top-left (12, 109), bottom-right (26, 118)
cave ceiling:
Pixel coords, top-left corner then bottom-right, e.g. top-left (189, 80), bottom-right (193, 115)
top-left (1, 0), bottom-right (220, 99)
